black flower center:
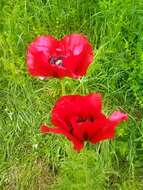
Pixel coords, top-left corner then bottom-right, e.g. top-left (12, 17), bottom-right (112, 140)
top-left (77, 116), bottom-right (95, 123)
top-left (49, 56), bottom-right (64, 66)
top-left (67, 117), bottom-right (95, 135)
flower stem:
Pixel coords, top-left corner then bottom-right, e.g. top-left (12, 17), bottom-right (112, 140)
top-left (60, 79), bottom-right (66, 96)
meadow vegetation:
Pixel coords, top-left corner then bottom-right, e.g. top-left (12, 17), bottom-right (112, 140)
top-left (0, 0), bottom-right (143, 189)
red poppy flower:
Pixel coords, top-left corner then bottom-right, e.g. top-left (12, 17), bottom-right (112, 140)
top-left (26, 34), bottom-right (93, 78)
top-left (40, 93), bottom-right (128, 151)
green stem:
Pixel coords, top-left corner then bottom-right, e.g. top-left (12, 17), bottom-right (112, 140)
top-left (80, 78), bottom-right (85, 95)
top-left (60, 79), bottom-right (66, 96)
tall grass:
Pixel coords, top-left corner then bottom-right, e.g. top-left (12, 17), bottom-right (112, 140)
top-left (0, 0), bottom-right (143, 189)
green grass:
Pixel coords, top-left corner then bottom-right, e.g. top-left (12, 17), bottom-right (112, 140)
top-left (0, 0), bottom-right (143, 189)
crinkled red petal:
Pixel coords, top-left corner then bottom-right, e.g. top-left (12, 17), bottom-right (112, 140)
top-left (40, 124), bottom-right (84, 151)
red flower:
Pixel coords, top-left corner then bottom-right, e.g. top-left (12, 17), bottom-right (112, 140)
top-left (40, 94), bottom-right (128, 151)
top-left (26, 34), bottom-right (93, 78)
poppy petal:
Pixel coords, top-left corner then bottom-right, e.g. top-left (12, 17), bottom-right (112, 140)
top-left (52, 114), bottom-right (71, 132)
top-left (60, 34), bottom-right (94, 76)
top-left (51, 93), bottom-right (102, 124)
top-left (85, 93), bottom-right (102, 117)
top-left (90, 112), bottom-right (128, 144)
top-left (90, 125), bottom-right (115, 144)
top-left (40, 125), bottom-right (83, 151)
top-left (109, 111), bottom-right (128, 126)
top-left (27, 35), bottom-right (58, 77)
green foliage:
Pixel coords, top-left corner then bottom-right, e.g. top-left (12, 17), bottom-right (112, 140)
top-left (0, 0), bottom-right (143, 189)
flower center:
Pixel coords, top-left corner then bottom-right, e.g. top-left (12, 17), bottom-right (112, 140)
top-left (77, 116), bottom-right (94, 123)
top-left (49, 56), bottom-right (64, 66)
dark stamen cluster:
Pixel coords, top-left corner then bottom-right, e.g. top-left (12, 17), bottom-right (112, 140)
top-left (77, 117), bottom-right (95, 123)
top-left (49, 56), bottom-right (64, 66)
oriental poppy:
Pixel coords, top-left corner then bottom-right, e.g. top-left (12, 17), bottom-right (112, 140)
top-left (40, 93), bottom-right (128, 151)
top-left (26, 34), bottom-right (93, 78)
